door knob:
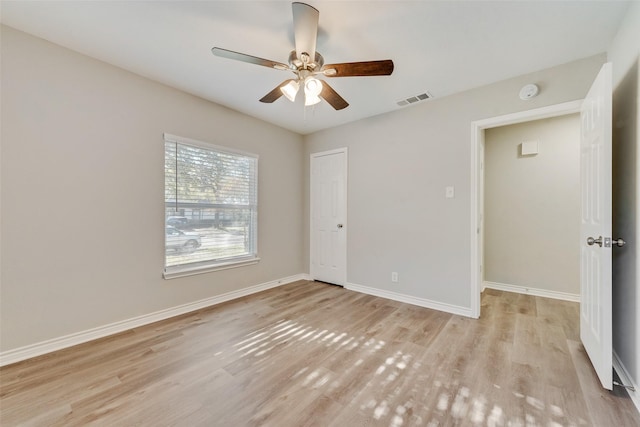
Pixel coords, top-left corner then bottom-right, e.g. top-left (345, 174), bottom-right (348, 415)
top-left (587, 236), bottom-right (602, 247)
top-left (587, 236), bottom-right (626, 247)
top-left (337, 224), bottom-right (344, 229)
top-left (613, 238), bottom-right (626, 247)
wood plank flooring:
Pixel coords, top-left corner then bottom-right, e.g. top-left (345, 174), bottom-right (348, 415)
top-left (1, 281), bottom-right (638, 426)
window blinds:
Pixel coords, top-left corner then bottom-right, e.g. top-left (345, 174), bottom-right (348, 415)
top-left (164, 134), bottom-right (258, 275)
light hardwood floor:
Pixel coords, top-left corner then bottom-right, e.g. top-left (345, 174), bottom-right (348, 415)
top-left (1, 281), bottom-right (638, 426)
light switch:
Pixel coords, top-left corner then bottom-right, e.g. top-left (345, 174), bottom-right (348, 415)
top-left (445, 186), bottom-right (455, 199)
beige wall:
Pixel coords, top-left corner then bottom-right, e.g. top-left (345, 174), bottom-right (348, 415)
top-left (0, 26), bottom-right (305, 352)
top-left (484, 114), bottom-right (580, 295)
top-left (609, 0), bottom-right (640, 401)
top-left (304, 54), bottom-right (606, 311)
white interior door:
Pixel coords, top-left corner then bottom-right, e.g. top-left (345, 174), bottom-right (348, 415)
top-left (580, 62), bottom-right (613, 390)
top-left (310, 148), bottom-right (347, 286)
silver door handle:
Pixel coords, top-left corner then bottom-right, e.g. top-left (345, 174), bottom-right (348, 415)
top-left (613, 238), bottom-right (626, 247)
top-left (337, 224), bottom-right (344, 229)
top-left (587, 236), bottom-right (602, 247)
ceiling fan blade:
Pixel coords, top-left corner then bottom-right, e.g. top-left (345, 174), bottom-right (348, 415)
top-left (259, 80), bottom-right (295, 103)
top-left (320, 81), bottom-right (349, 110)
top-left (292, 2), bottom-right (319, 61)
top-left (322, 60), bottom-right (394, 77)
top-left (212, 47), bottom-right (289, 70)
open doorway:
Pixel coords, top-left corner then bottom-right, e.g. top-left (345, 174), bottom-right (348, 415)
top-left (483, 113), bottom-right (581, 301)
top-left (470, 100), bottom-right (583, 318)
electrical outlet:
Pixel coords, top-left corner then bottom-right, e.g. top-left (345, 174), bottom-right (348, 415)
top-left (391, 272), bottom-right (398, 283)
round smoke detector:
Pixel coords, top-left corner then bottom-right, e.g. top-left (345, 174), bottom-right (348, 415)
top-left (519, 83), bottom-right (539, 100)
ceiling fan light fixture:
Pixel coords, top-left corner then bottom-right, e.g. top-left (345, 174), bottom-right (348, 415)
top-left (304, 76), bottom-right (322, 95)
top-left (305, 93), bottom-right (322, 106)
top-left (304, 76), bottom-right (323, 106)
top-left (281, 80), bottom-right (300, 102)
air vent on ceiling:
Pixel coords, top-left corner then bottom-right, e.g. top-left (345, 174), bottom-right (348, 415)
top-left (396, 92), bottom-right (432, 107)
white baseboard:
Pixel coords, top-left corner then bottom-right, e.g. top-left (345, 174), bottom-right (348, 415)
top-left (0, 273), bottom-right (311, 367)
top-left (483, 281), bottom-right (580, 302)
top-left (613, 351), bottom-right (640, 414)
top-left (345, 282), bottom-right (473, 318)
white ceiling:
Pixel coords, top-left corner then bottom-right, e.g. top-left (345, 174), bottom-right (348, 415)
top-left (0, 1), bottom-right (629, 134)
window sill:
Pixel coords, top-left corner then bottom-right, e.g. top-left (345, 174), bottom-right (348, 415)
top-left (163, 257), bottom-right (260, 279)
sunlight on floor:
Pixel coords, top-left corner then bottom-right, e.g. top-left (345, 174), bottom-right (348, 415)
top-left (216, 316), bottom-right (589, 427)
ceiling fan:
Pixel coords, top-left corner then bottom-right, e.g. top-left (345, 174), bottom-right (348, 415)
top-left (211, 2), bottom-right (394, 110)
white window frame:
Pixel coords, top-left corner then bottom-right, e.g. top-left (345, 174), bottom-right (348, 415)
top-left (163, 133), bottom-right (259, 279)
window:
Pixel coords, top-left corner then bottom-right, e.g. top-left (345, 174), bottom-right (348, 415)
top-left (164, 133), bottom-right (258, 278)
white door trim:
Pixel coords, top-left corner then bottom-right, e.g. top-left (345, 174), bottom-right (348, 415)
top-left (310, 147), bottom-right (348, 285)
top-left (469, 100), bottom-right (583, 318)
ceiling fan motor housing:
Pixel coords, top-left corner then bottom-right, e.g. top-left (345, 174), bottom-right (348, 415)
top-left (289, 50), bottom-right (324, 71)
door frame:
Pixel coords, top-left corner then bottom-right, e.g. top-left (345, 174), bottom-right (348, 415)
top-left (469, 100), bottom-right (583, 318)
top-left (310, 147), bottom-right (348, 285)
